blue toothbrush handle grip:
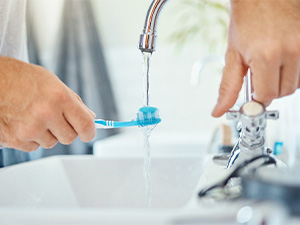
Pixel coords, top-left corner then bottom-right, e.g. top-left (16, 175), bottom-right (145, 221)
top-left (94, 120), bottom-right (139, 129)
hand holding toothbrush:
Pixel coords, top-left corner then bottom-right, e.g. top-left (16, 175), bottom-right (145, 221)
top-left (0, 57), bottom-right (96, 151)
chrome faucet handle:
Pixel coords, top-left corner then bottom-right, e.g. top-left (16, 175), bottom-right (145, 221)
top-left (227, 102), bottom-right (279, 121)
top-left (227, 102), bottom-right (278, 147)
top-left (227, 68), bottom-right (278, 148)
top-left (226, 100), bottom-right (279, 169)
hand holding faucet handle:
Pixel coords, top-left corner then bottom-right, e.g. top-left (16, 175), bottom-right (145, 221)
top-left (212, 0), bottom-right (300, 118)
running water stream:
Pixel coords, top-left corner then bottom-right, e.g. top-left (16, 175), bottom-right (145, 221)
top-left (143, 52), bottom-right (151, 106)
top-left (142, 52), bottom-right (153, 207)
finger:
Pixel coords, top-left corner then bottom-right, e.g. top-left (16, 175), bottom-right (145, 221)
top-left (72, 91), bottom-right (96, 118)
top-left (63, 100), bottom-right (96, 143)
top-left (251, 60), bottom-right (280, 106)
top-left (4, 122), bottom-right (41, 151)
top-left (36, 130), bottom-right (58, 149)
top-left (81, 104), bottom-right (96, 119)
top-left (16, 141), bottom-right (40, 152)
top-left (279, 58), bottom-right (300, 97)
top-left (88, 108), bottom-right (96, 119)
top-left (48, 115), bottom-right (78, 145)
top-left (212, 49), bottom-right (247, 117)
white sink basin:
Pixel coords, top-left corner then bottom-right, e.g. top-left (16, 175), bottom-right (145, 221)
top-left (0, 155), bottom-right (290, 224)
top-left (0, 131), bottom-right (215, 224)
top-left (0, 155), bottom-right (204, 209)
top-left (93, 130), bottom-right (209, 157)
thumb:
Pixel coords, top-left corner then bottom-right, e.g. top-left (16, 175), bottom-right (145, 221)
top-left (212, 50), bottom-right (247, 117)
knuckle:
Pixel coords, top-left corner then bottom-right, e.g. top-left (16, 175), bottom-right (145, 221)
top-left (289, 47), bottom-right (300, 58)
top-left (53, 89), bottom-right (71, 104)
top-left (266, 92), bottom-right (278, 101)
top-left (285, 36), bottom-right (300, 57)
top-left (280, 87), bottom-right (296, 97)
top-left (256, 91), bottom-right (278, 104)
top-left (10, 139), bottom-right (22, 149)
top-left (0, 131), bottom-right (8, 145)
top-left (42, 140), bottom-right (58, 149)
top-left (219, 79), bottom-right (231, 93)
top-left (18, 126), bottom-right (41, 141)
top-left (78, 119), bottom-right (95, 134)
top-left (249, 41), bottom-right (279, 64)
top-left (260, 47), bottom-right (280, 63)
top-left (60, 133), bottom-right (77, 145)
top-left (2, 131), bottom-right (40, 152)
top-left (218, 77), bottom-right (241, 98)
top-left (11, 140), bottom-right (39, 152)
top-left (33, 105), bottom-right (55, 121)
top-left (24, 145), bottom-right (40, 152)
top-left (72, 92), bottom-right (82, 102)
top-left (25, 144), bottom-right (40, 152)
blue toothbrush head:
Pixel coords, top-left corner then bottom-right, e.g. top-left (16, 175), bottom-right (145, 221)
top-left (137, 106), bottom-right (161, 127)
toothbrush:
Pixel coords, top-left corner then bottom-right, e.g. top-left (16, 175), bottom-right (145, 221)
top-left (94, 106), bottom-right (161, 129)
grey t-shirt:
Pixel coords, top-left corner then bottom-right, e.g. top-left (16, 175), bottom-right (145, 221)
top-left (0, 0), bottom-right (31, 167)
top-left (0, 0), bottom-right (28, 61)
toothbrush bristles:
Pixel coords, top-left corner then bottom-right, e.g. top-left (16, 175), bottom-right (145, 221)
top-left (137, 106), bottom-right (161, 127)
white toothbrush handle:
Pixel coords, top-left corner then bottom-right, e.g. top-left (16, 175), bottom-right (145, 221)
top-left (95, 123), bottom-right (113, 129)
top-left (95, 119), bottom-right (115, 129)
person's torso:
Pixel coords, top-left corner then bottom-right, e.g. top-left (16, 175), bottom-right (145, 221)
top-left (0, 0), bottom-right (28, 61)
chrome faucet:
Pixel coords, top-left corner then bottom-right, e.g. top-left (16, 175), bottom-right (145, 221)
top-left (139, 0), bottom-right (169, 53)
top-left (226, 70), bottom-right (279, 169)
top-left (139, 1), bottom-right (279, 170)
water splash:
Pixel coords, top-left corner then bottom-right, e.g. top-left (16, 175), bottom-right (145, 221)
top-left (143, 126), bottom-right (154, 207)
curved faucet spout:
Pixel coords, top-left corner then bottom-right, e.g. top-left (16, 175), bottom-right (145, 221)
top-left (139, 0), bottom-right (169, 53)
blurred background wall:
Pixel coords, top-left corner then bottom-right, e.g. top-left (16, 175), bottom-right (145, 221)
top-left (27, 0), bottom-right (229, 139)
top-left (25, 0), bottom-right (300, 167)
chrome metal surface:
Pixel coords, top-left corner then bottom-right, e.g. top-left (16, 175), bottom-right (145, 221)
top-left (244, 69), bottom-right (252, 103)
top-left (139, 0), bottom-right (169, 53)
top-left (226, 101), bottom-right (279, 169)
